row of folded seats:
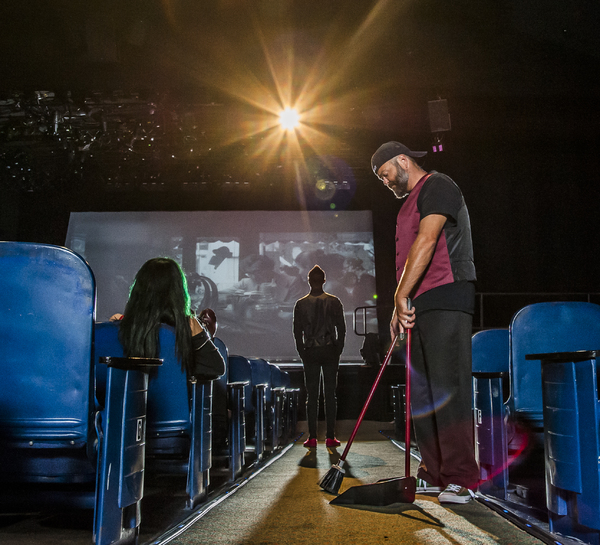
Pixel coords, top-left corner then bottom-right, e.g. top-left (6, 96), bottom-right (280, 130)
top-left (95, 323), bottom-right (299, 497)
top-left (471, 301), bottom-right (600, 545)
top-left (0, 242), bottom-right (299, 545)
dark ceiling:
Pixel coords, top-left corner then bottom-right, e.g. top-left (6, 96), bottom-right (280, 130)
top-left (1, 0), bottom-right (598, 93)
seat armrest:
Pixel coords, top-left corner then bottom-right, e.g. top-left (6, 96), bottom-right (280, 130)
top-left (525, 350), bottom-right (600, 362)
top-left (99, 356), bottom-right (163, 371)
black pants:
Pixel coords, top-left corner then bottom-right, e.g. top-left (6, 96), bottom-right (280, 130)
top-left (302, 344), bottom-right (340, 439)
top-left (410, 309), bottom-right (480, 489)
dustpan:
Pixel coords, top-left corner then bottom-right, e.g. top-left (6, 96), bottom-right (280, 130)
top-left (330, 476), bottom-right (416, 506)
top-left (330, 326), bottom-right (416, 506)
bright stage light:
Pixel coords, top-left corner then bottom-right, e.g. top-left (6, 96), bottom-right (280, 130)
top-left (279, 107), bottom-right (300, 131)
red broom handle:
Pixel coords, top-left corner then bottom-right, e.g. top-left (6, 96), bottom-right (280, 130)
top-left (338, 335), bottom-right (398, 462)
top-left (405, 328), bottom-right (412, 477)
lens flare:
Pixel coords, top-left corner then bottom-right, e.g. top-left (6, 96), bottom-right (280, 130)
top-left (158, 0), bottom-right (401, 192)
top-left (279, 107), bottom-right (300, 131)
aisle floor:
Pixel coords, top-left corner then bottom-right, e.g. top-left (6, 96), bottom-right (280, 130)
top-left (168, 421), bottom-right (543, 545)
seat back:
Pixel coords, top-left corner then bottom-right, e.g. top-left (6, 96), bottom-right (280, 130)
top-left (213, 337), bottom-right (229, 401)
top-left (539, 351), bottom-right (600, 539)
top-left (509, 302), bottom-right (600, 427)
top-left (229, 356), bottom-right (254, 411)
top-left (213, 339), bottom-right (247, 476)
top-left (0, 242), bottom-right (96, 482)
top-left (148, 326), bottom-right (191, 437)
top-left (212, 337), bottom-right (230, 448)
top-left (472, 329), bottom-right (509, 374)
top-left (95, 322), bottom-right (191, 439)
top-left (269, 362), bottom-right (284, 388)
top-left (267, 363), bottom-right (287, 449)
top-left (95, 357), bottom-right (162, 545)
top-left (95, 321), bottom-right (211, 508)
top-left (229, 355), bottom-right (267, 456)
top-left (249, 358), bottom-right (272, 401)
top-left (471, 329), bottom-right (510, 500)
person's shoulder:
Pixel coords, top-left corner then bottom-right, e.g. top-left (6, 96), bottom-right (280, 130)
top-left (424, 172), bottom-right (461, 193)
top-left (324, 292), bottom-right (343, 303)
top-left (294, 293), bottom-right (311, 305)
top-left (420, 172), bottom-right (463, 207)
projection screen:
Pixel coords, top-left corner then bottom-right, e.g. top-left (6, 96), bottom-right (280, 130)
top-left (66, 210), bottom-right (377, 362)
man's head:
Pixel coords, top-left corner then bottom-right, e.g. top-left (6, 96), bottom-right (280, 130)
top-left (371, 142), bottom-right (427, 199)
top-left (308, 265), bottom-right (326, 288)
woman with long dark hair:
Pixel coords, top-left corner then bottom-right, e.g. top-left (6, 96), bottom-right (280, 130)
top-left (115, 257), bottom-right (225, 380)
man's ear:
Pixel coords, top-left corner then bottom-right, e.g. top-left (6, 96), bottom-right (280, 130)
top-left (396, 154), bottom-right (411, 169)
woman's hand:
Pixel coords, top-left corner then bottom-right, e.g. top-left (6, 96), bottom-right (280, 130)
top-left (109, 313), bottom-right (123, 321)
top-left (189, 316), bottom-right (205, 336)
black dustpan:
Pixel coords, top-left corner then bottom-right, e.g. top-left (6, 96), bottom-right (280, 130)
top-left (330, 475), bottom-right (416, 506)
top-left (331, 325), bottom-right (416, 507)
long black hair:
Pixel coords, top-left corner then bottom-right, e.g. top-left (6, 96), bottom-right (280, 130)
top-left (119, 257), bottom-right (194, 374)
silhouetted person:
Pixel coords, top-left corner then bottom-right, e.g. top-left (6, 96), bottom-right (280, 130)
top-left (293, 265), bottom-right (345, 448)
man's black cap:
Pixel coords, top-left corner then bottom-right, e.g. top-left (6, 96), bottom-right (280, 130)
top-left (371, 141), bottom-right (427, 175)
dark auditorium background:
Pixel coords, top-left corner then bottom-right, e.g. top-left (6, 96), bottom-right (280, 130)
top-left (1, 0), bottom-right (599, 326)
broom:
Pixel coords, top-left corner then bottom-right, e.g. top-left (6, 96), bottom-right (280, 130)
top-left (318, 332), bottom-right (400, 494)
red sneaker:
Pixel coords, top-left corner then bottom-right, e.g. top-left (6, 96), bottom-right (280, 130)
top-left (325, 437), bottom-right (341, 448)
top-left (303, 438), bottom-right (317, 448)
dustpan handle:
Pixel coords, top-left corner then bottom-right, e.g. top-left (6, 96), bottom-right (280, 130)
top-left (404, 298), bottom-right (413, 478)
top-left (405, 328), bottom-right (412, 477)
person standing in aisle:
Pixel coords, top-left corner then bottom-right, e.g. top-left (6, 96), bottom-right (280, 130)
top-left (371, 141), bottom-right (480, 503)
top-left (293, 265), bottom-right (346, 449)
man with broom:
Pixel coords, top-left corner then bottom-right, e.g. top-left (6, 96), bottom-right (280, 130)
top-left (371, 141), bottom-right (480, 504)
top-left (293, 265), bottom-right (346, 449)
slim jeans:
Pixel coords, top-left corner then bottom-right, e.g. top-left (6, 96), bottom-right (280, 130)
top-left (302, 344), bottom-right (340, 439)
top-left (410, 309), bottom-right (480, 489)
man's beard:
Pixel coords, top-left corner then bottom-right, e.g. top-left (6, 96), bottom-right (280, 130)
top-left (389, 163), bottom-right (409, 199)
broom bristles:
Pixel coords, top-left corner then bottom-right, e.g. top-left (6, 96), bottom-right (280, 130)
top-left (318, 460), bottom-right (346, 495)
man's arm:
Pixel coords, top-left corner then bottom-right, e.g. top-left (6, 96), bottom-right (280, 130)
top-left (391, 213), bottom-right (447, 338)
top-left (334, 298), bottom-right (346, 353)
top-left (292, 302), bottom-right (305, 358)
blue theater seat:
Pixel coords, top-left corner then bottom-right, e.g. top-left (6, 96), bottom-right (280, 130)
top-left (0, 241), bottom-right (159, 545)
top-left (528, 350), bottom-right (600, 545)
top-left (213, 337), bottom-right (247, 481)
top-left (212, 337), bottom-right (229, 451)
top-left (95, 321), bottom-right (212, 509)
top-left (471, 329), bottom-right (510, 499)
top-left (93, 356), bottom-right (162, 544)
top-left (267, 362), bottom-right (288, 450)
top-left (509, 302), bottom-right (600, 431)
top-left (280, 368), bottom-right (300, 441)
top-left (249, 358), bottom-right (273, 455)
top-left (229, 355), bottom-right (268, 461)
